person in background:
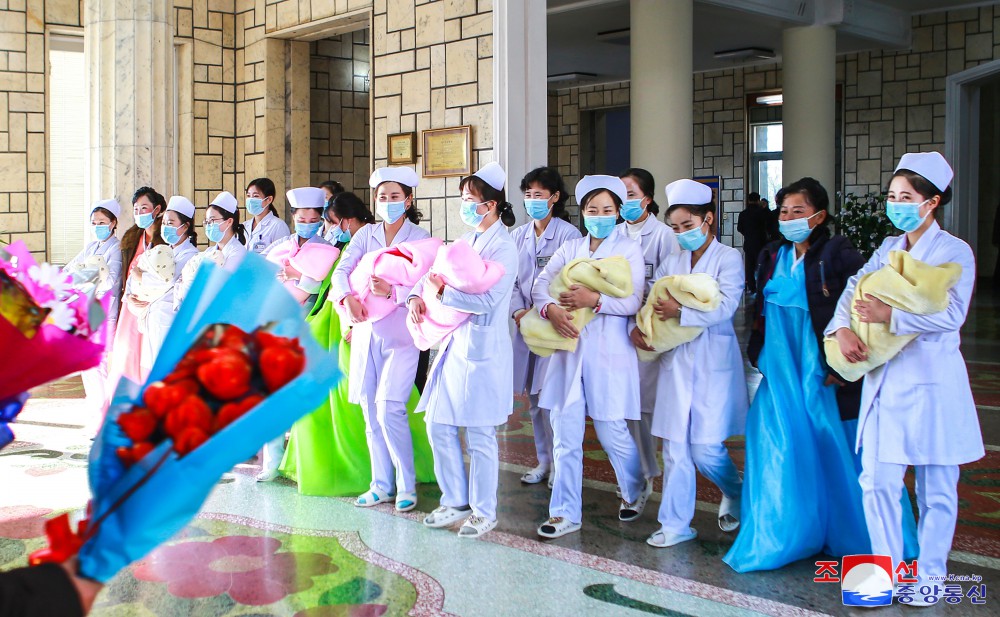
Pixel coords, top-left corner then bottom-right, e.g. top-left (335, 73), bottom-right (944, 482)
top-left (65, 199), bottom-right (123, 415)
top-left (246, 178), bottom-right (290, 254)
top-left (830, 152), bottom-right (982, 604)
top-left (510, 166), bottom-right (581, 487)
top-left (736, 192), bottom-right (770, 294)
top-left (320, 180), bottom-right (346, 202)
top-left (619, 167), bottom-right (678, 489)
top-left (412, 162), bottom-right (518, 538)
top-left (107, 187), bottom-right (167, 399)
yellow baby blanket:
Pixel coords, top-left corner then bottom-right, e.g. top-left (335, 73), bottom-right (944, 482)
top-left (518, 256), bottom-right (633, 356)
top-left (635, 273), bottom-right (722, 362)
top-left (824, 250), bottom-right (961, 382)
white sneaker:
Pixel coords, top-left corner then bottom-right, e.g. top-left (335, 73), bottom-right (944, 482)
top-left (647, 527), bottom-right (697, 548)
top-left (255, 468), bottom-right (279, 482)
top-left (423, 505), bottom-right (471, 528)
top-left (520, 465), bottom-right (549, 485)
top-left (537, 517), bottom-right (582, 539)
top-left (718, 495), bottom-right (740, 532)
top-left (458, 515), bottom-right (497, 538)
top-left (619, 480), bottom-right (652, 522)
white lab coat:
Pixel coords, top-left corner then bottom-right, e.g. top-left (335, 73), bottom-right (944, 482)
top-left (66, 236), bottom-right (123, 330)
top-left (510, 217), bottom-right (582, 395)
top-left (650, 239), bottom-right (748, 444)
top-left (534, 228), bottom-right (645, 422)
top-left (247, 211), bottom-right (290, 254)
top-left (826, 221), bottom-right (983, 466)
top-left (331, 220), bottom-right (431, 405)
top-left (415, 220), bottom-right (518, 427)
top-left (129, 238), bottom-right (198, 372)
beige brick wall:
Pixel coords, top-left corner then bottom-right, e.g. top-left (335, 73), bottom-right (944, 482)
top-left (310, 31), bottom-right (371, 201)
top-left (0, 0), bottom-right (82, 257)
top-left (372, 0), bottom-right (494, 240)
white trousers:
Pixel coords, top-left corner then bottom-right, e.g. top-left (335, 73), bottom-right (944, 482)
top-left (261, 435), bottom-right (285, 472)
top-left (527, 393), bottom-right (553, 469)
top-left (657, 440), bottom-right (742, 534)
top-left (549, 399), bottom-right (644, 524)
top-left (860, 410), bottom-right (959, 579)
top-left (427, 421), bottom-right (499, 521)
top-left (627, 412), bottom-right (660, 481)
top-left (363, 398), bottom-right (415, 494)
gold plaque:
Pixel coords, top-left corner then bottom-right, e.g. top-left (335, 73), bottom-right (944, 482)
top-left (387, 132), bottom-right (416, 165)
top-left (421, 126), bottom-right (472, 178)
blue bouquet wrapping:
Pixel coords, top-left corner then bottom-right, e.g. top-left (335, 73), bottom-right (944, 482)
top-left (67, 253), bottom-right (339, 582)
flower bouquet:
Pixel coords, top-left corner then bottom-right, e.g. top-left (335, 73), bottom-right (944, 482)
top-left (0, 241), bottom-right (109, 447)
top-left (28, 253), bottom-right (341, 582)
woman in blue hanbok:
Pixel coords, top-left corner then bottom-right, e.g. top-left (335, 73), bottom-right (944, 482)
top-left (724, 178), bottom-right (872, 572)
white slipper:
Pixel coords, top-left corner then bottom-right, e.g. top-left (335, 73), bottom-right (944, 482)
top-left (458, 515), bottom-right (497, 538)
top-left (423, 505), bottom-right (471, 528)
top-left (647, 527), bottom-right (697, 548)
top-left (255, 468), bottom-right (279, 482)
top-left (619, 480), bottom-right (652, 522)
top-left (354, 488), bottom-right (395, 508)
top-left (395, 491), bottom-right (418, 512)
top-left (520, 465), bottom-right (550, 485)
top-left (537, 517), bottom-right (582, 539)
top-left (547, 474), bottom-right (554, 490)
top-left (718, 495), bottom-right (740, 532)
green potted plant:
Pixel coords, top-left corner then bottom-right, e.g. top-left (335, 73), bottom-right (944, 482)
top-left (836, 192), bottom-right (896, 258)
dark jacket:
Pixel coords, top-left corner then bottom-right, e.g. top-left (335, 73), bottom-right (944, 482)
top-left (747, 225), bottom-right (867, 421)
top-left (0, 563), bottom-right (85, 617)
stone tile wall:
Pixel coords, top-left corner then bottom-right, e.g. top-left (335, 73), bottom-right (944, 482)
top-left (309, 30), bottom-right (370, 201)
top-left (371, 0), bottom-right (494, 240)
top-left (0, 0), bottom-right (82, 256)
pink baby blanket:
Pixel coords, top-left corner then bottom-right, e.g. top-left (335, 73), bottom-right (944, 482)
top-left (347, 237), bottom-right (443, 323)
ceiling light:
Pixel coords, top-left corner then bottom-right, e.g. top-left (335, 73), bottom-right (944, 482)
top-left (713, 47), bottom-right (776, 61)
top-left (755, 94), bottom-right (783, 105)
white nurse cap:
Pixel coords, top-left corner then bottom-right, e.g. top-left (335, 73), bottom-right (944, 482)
top-left (91, 198), bottom-right (121, 219)
top-left (369, 166), bottom-right (420, 189)
top-left (575, 175), bottom-right (628, 206)
top-left (210, 191), bottom-right (238, 214)
top-left (286, 186), bottom-right (326, 210)
top-left (472, 161), bottom-right (506, 191)
top-left (166, 195), bottom-right (196, 219)
top-left (665, 179), bottom-right (713, 206)
top-left (894, 152), bottom-right (954, 193)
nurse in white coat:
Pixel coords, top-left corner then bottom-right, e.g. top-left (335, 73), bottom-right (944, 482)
top-left (533, 175), bottom-right (649, 539)
top-left (634, 179), bottom-right (746, 548)
top-left (619, 168), bottom-right (679, 483)
top-left (333, 166), bottom-right (430, 512)
top-left (409, 162), bottom-right (518, 539)
top-left (511, 166), bottom-right (582, 486)
top-left (245, 177), bottom-right (290, 254)
top-left (176, 192), bottom-right (248, 304)
top-left (66, 199), bottom-right (123, 411)
top-left (128, 196), bottom-right (199, 374)
top-left (829, 152), bottom-right (983, 603)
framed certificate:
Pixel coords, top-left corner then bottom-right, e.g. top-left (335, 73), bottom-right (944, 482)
top-left (387, 132), bottom-right (416, 165)
top-left (421, 126), bottom-right (472, 178)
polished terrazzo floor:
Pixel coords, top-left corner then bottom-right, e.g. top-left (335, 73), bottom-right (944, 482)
top-left (3, 286), bottom-right (1000, 616)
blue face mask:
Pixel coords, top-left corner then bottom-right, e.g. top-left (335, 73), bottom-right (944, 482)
top-left (333, 225), bottom-right (351, 243)
top-left (621, 199), bottom-right (646, 222)
top-left (677, 222), bottom-right (709, 252)
top-left (523, 199), bottom-right (551, 221)
top-left (135, 212), bottom-right (155, 229)
top-left (886, 199), bottom-right (929, 233)
top-left (778, 211), bottom-right (821, 244)
top-left (295, 220), bottom-right (323, 240)
top-left (460, 200), bottom-right (487, 228)
top-left (377, 200), bottom-right (407, 224)
top-left (584, 215), bottom-right (617, 239)
top-left (205, 222), bottom-right (226, 243)
top-left (246, 197), bottom-right (265, 216)
top-left (161, 224), bottom-right (184, 245)
top-left (94, 225), bottom-right (112, 241)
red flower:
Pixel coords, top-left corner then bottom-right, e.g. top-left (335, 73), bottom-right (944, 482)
top-left (133, 535), bottom-right (335, 605)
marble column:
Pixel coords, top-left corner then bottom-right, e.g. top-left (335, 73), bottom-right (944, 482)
top-left (630, 0), bottom-right (693, 186)
top-left (781, 25), bottom-right (836, 192)
top-left (85, 0), bottom-right (175, 227)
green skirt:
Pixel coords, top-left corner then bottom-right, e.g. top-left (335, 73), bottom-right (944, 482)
top-left (279, 268), bottom-right (436, 496)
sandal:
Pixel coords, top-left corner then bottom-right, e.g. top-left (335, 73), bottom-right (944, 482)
top-left (520, 465), bottom-right (550, 485)
top-left (537, 517), bottom-right (582, 539)
top-left (395, 491), bottom-right (418, 512)
top-left (354, 488), bottom-right (395, 508)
